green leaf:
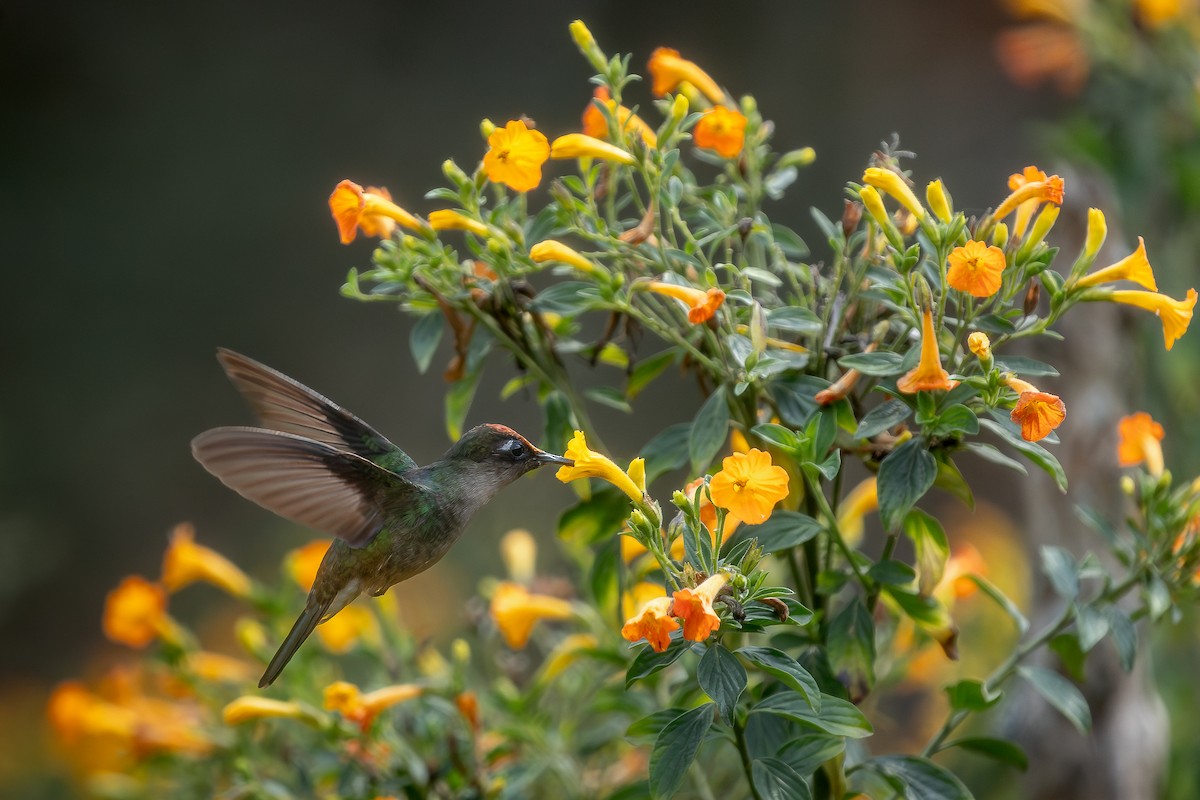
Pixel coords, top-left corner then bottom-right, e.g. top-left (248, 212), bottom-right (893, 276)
top-left (752, 758), bottom-right (812, 800)
top-left (1076, 605), bottom-right (1109, 653)
top-left (1018, 665), bottom-right (1091, 734)
top-left (542, 391), bottom-right (573, 462)
top-left (965, 574), bottom-right (1029, 634)
top-left (944, 679), bottom-right (1000, 712)
top-left (529, 281), bottom-right (601, 315)
top-left (776, 734), bottom-right (845, 776)
top-left (855, 400), bottom-right (913, 439)
top-left (751, 422), bottom-right (804, 453)
top-left (626, 708), bottom-right (687, 744)
top-left (698, 644), bottom-right (747, 724)
top-left (589, 537), bottom-right (619, 611)
top-left (772, 375), bottom-right (829, 428)
top-left (626, 637), bottom-right (693, 687)
top-left (409, 312), bottom-right (444, 374)
top-left (736, 647), bottom-right (820, 709)
top-left (904, 509), bottom-right (949, 596)
top-left (767, 305), bottom-right (822, 334)
top-left (649, 704), bottom-right (715, 800)
top-left (642, 423), bottom-right (692, 483)
top-left (585, 386), bottom-right (633, 413)
top-left (753, 692), bottom-right (873, 738)
top-left (995, 355), bottom-right (1059, 377)
top-left (559, 489), bottom-right (633, 547)
top-left (882, 586), bottom-right (953, 633)
top-left (1103, 606), bottom-right (1137, 672)
top-left (629, 350), bottom-right (678, 399)
top-left (772, 223), bottom-right (809, 259)
top-left (807, 405), bottom-right (839, 460)
top-left (738, 511), bottom-right (822, 553)
top-left (946, 737), bottom-right (1029, 771)
top-left (963, 442), bottom-right (1028, 475)
top-left (827, 599), bottom-right (876, 702)
top-left (868, 756), bottom-right (974, 800)
top-left (689, 388), bottom-right (730, 473)
top-left (979, 419), bottom-right (1067, 491)
top-left (933, 456), bottom-right (975, 510)
top-left (1040, 545), bottom-right (1079, 600)
top-left (837, 351), bottom-right (906, 376)
top-left (877, 438), bottom-right (937, 530)
top-left (868, 559), bottom-right (917, 586)
top-left (928, 404), bottom-right (979, 438)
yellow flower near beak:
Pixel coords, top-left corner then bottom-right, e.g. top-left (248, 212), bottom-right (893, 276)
top-left (555, 430), bottom-right (645, 502)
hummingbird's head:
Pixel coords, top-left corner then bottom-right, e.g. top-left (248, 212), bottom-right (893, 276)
top-left (443, 424), bottom-right (573, 488)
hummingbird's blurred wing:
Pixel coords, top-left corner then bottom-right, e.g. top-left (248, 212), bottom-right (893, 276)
top-left (215, 349), bottom-right (417, 470)
top-left (192, 427), bottom-right (424, 547)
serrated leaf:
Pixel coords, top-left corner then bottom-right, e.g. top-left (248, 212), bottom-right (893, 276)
top-left (947, 736), bottom-right (1029, 771)
top-left (689, 388), bottom-right (730, 473)
top-left (877, 438), bottom-right (937, 530)
top-left (837, 351), bottom-right (906, 376)
top-left (626, 637), bottom-right (693, 687)
top-left (753, 758), bottom-right (812, 800)
top-left (869, 756), bottom-right (974, 800)
top-left (649, 704), bottom-right (715, 800)
top-left (1018, 665), bottom-right (1091, 734)
top-left (753, 692), bottom-right (873, 738)
top-left (409, 312), bottom-right (444, 374)
top-left (736, 647), bottom-right (820, 709)
top-left (698, 644), bottom-right (747, 724)
top-left (855, 400), bottom-right (913, 439)
top-left (738, 511), bottom-right (822, 553)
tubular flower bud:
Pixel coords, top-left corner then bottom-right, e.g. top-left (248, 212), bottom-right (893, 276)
top-left (992, 222), bottom-right (1009, 249)
top-left (863, 167), bottom-right (926, 220)
top-left (329, 180), bottom-right (423, 244)
top-left (428, 209), bottom-right (490, 237)
top-left (1004, 375), bottom-right (1066, 442)
top-left (1107, 288), bottom-right (1197, 350)
top-left (555, 430), bottom-right (645, 502)
top-left (530, 239), bottom-right (601, 275)
top-left (1117, 412), bottom-right (1165, 476)
top-left (569, 19), bottom-right (607, 73)
top-left (967, 332), bottom-right (992, 361)
top-left (926, 179), bottom-right (953, 223)
top-left (897, 307), bottom-right (956, 394)
top-left (670, 572), bottom-right (728, 642)
top-left (1082, 208), bottom-right (1107, 266)
top-left (644, 280), bottom-right (726, 324)
top-left (161, 523), bottom-right (253, 598)
top-left (647, 47), bottom-right (726, 104)
top-left (1075, 237), bottom-right (1157, 291)
top-left (1023, 203), bottom-right (1060, 249)
top-left (858, 185), bottom-right (891, 230)
top-left (817, 342), bottom-right (877, 405)
top-left (550, 133), bottom-right (636, 164)
top-left (670, 92), bottom-right (690, 124)
top-left (222, 697), bottom-right (308, 726)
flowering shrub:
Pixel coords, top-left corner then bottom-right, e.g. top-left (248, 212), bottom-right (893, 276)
top-left (51, 20), bottom-right (1200, 800)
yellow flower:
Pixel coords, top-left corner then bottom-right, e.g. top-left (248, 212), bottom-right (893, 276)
top-left (670, 572), bottom-right (728, 642)
top-left (222, 696), bottom-right (307, 725)
top-left (483, 119), bottom-right (550, 192)
top-left (324, 680), bottom-right (422, 729)
top-left (709, 449), bottom-right (790, 524)
top-left (550, 133), bottom-right (636, 164)
top-left (837, 477), bottom-right (878, 548)
top-left (1004, 165), bottom-right (1048, 238)
top-left (862, 167), bottom-right (926, 220)
top-left (582, 86), bottom-right (658, 147)
top-left (102, 576), bottom-right (173, 648)
top-left (530, 239), bottom-right (601, 275)
top-left (186, 651), bottom-right (256, 683)
top-left (1005, 375), bottom-right (1066, 442)
top-left (1082, 207), bottom-right (1107, 265)
top-left (644, 280), bottom-right (726, 324)
top-left (621, 581), bottom-right (669, 618)
top-left (926, 179), bottom-right (952, 222)
top-left (621, 596), bottom-right (679, 652)
top-left (161, 523), bottom-right (252, 598)
top-left (500, 528), bottom-right (538, 584)
top-left (539, 633), bottom-right (599, 680)
top-left (555, 430), bottom-right (645, 502)
top-left (48, 681), bottom-right (137, 743)
top-left (1108, 288), bottom-right (1197, 350)
top-left (329, 180), bottom-right (423, 244)
top-left (897, 307), bottom-right (956, 394)
top-left (1074, 237), bottom-right (1158, 291)
top-left (859, 185), bottom-right (891, 231)
top-left (489, 581), bottom-right (574, 649)
top-left (1117, 412), bottom-right (1165, 476)
top-left (286, 539), bottom-right (332, 592)
top-left (967, 332), bottom-right (992, 360)
top-left (647, 47), bottom-right (726, 104)
top-left (947, 240), bottom-right (1007, 298)
top-left (693, 107), bottom-right (747, 159)
top-left (1136, 0), bottom-right (1186, 28)
top-left (428, 209), bottom-right (490, 237)
top-left (993, 171), bottom-right (1064, 222)
top-left (316, 604), bottom-right (377, 653)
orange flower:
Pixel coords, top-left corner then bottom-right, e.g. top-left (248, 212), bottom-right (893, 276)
top-left (708, 449), bottom-right (790, 524)
top-left (1004, 165), bottom-right (1048, 238)
top-left (644, 280), bottom-right (726, 323)
top-left (621, 596), bottom-right (679, 652)
top-left (186, 651), bottom-right (256, 683)
top-left (161, 523), bottom-right (252, 598)
top-left (316, 604), bottom-right (378, 653)
top-left (1006, 375), bottom-right (1066, 442)
top-left (995, 24), bottom-right (1088, 96)
top-left (816, 342), bottom-right (877, 405)
top-left (48, 681), bottom-right (137, 743)
top-left (993, 172), bottom-right (1064, 221)
top-left (671, 572), bottom-right (728, 642)
top-left (328, 180), bottom-right (422, 244)
top-left (489, 581), bottom-right (574, 649)
top-left (693, 107), bottom-right (747, 158)
top-left (1075, 237), bottom-right (1157, 291)
top-left (286, 539), bottom-right (332, 592)
top-left (582, 86), bottom-right (658, 146)
top-left (1136, 0), bottom-right (1186, 28)
top-left (647, 47), bottom-right (726, 104)
top-left (1117, 412), bottom-right (1165, 476)
top-left (324, 680), bottom-right (422, 729)
top-left (1108, 288), bottom-right (1197, 350)
top-left (947, 240), bottom-right (1007, 298)
top-left (483, 119), bottom-right (550, 192)
top-left (897, 307), bottom-right (955, 394)
top-left (102, 576), bottom-right (171, 648)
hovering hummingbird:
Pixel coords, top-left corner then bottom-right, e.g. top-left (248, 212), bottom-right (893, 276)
top-left (191, 349), bottom-right (572, 687)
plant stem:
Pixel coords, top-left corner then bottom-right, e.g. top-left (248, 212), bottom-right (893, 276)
top-left (734, 718), bottom-right (766, 800)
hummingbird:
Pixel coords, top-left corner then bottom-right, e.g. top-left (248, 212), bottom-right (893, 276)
top-left (191, 349), bottom-right (572, 687)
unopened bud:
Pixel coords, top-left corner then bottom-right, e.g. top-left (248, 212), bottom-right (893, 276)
top-left (442, 158), bottom-right (469, 187)
top-left (569, 20), bottom-right (608, 74)
top-left (777, 147), bottom-right (816, 170)
top-left (991, 222), bottom-right (1009, 249)
top-left (842, 199), bottom-right (863, 238)
top-left (740, 95), bottom-right (758, 117)
top-left (630, 509), bottom-right (649, 529)
top-left (1120, 475), bottom-right (1136, 495)
top-left (669, 92), bottom-right (689, 124)
top-left (480, 118), bottom-right (497, 139)
top-left (452, 638), bottom-right (471, 667)
top-left (859, 185), bottom-right (889, 229)
top-left (967, 331), bottom-right (991, 360)
top-left (1023, 280), bottom-right (1041, 316)
top-left (235, 617), bottom-right (268, 656)
top-left (926, 179), bottom-right (953, 223)
top-left (1084, 208), bottom-right (1107, 263)
top-left (912, 273), bottom-right (934, 310)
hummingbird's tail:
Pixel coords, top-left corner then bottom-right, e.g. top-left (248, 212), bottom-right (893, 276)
top-left (259, 597), bottom-right (333, 688)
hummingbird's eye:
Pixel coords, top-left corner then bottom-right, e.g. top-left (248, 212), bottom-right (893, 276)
top-left (502, 439), bottom-right (529, 460)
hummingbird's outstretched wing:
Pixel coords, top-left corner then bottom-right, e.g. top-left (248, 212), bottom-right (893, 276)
top-left (215, 349), bottom-right (417, 471)
top-left (192, 427), bottom-right (425, 547)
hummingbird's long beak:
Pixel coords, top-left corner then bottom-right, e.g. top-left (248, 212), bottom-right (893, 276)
top-left (536, 451), bottom-right (574, 467)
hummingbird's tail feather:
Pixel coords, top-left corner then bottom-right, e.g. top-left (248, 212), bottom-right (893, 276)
top-left (259, 597), bottom-right (333, 688)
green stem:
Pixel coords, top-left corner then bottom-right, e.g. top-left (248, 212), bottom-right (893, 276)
top-left (804, 471), bottom-right (872, 598)
top-left (734, 717), bottom-right (766, 800)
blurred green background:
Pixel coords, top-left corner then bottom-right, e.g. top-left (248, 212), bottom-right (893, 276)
top-left (2, 0), bottom-right (1058, 791)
